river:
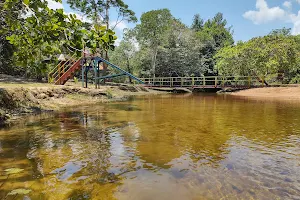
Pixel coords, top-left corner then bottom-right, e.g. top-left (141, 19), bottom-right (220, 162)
top-left (0, 94), bottom-right (299, 200)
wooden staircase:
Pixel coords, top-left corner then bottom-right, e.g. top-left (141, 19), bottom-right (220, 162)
top-left (48, 54), bottom-right (82, 85)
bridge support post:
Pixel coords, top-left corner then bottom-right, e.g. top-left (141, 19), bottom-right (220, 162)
top-left (215, 77), bottom-right (217, 88)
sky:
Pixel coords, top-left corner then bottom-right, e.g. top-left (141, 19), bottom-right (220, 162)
top-left (47, 0), bottom-right (300, 42)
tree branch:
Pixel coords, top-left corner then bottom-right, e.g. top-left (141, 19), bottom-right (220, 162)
top-left (111, 17), bottom-right (124, 30)
top-left (22, 2), bottom-right (39, 24)
top-left (63, 30), bottom-right (83, 52)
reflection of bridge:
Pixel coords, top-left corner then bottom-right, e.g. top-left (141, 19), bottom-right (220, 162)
top-left (141, 76), bottom-right (264, 90)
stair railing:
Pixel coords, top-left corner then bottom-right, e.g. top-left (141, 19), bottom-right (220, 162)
top-left (54, 57), bottom-right (83, 85)
top-left (48, 53), bottom-right (78, 83)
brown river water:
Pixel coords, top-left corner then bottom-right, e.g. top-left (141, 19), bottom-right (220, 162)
top-left (0, 94), bottom-right (300, 200)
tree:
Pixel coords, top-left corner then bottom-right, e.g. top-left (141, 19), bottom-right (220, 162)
top-left (3, 0), bottom-right (117, 79)
top-left (67, 0), bottom-right (137, 69)
top-left (191, 14), bottom-right (204, 32)
top-left (110, 31), bottom-right (138, 83)
top-left (269, 27), bottom-right (291, 36)
top-left (215, 35), bottom-right (299, 84)
top-left (3, 0), bottom-right (68, 79)
top-left (67, 0), bottom-right (137, 27)
top-left (135, 9), bottom-right (173, 78)
top-left (196, 12), bottom-right (234, 75)
top-left (124, 11), bottom-right (234, 78)
top-left (0, 4), bottom-right (17, 75)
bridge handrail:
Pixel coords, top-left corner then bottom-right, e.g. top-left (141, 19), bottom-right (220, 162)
top-left (139, 76), bottom-right (262, 88)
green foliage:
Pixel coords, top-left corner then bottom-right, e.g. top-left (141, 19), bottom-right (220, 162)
top-left (136, 9), bottom-right (173, 47)
top-left (84, 24), bottom-right (117, 53)
top-left (134, 9), bottom-right (174, 77)
top-left (290, 74), bottom-right (300, 84)
top-left (110, 37), bottom-right (137, 83)
top-left (112, 10), bottom-right (234, 78)
top-left (2, 0), bottom-right (117, 80)
top-left (269, 27), bottom-right (291, 36)
top-left (191, 14), bottom-right (204, 32)
top-left (215, 35), bottom-right (300, 83)
top-left (67, 0), bottom-right (137, 25)
top-left (0, 2), bottom-right (20, 75)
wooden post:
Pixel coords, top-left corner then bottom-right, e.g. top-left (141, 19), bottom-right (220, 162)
top-left (192, 77), bottom-right (195, 87)
top-left (203, 77), bottom-right (206, 86)
top-left (215, 77), bottom-right (217, 88)
top-left (181, 78), bottom-right (183, 87)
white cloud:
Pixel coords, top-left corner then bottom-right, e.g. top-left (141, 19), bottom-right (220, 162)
top-left (111, 21), bottom-right (128, 32)
top-left (46, 0), bottom-right (63, 10)
top-left (283, 1), bottom-right (292, 9)
top-left (243, 0), bottom-right (286, 24)
top-left (289, 11), bottom-right (300, 34)
top-left (110, 21), bottom-right (129, 46)
top-left (244, 0), bottom-right (300, 35)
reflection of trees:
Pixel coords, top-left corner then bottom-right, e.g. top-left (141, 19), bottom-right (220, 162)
top-left (0, 95), bottom-right (300, 199)
top-left (0, 107), bottom-right (140, 199)
top-left (107, 95), bottom-right (300, 169)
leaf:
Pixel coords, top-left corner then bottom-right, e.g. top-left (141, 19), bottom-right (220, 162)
top-left (5, 168), bottom-right (24, 175)
top-left (56, 8), bottom-right (64, 15)
top-left (8, 189), bottom-right (31, 196)
top-left (100, 26), bottom-right (107, 31)
top-left (23, 0), bottom-right (30, 6)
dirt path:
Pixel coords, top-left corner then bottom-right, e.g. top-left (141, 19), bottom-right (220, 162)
top-left (231, 87), bottom-right (300, 100)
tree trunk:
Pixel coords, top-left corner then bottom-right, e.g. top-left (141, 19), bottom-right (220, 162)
top-left (152, 45), bottom-right (158, 79)
top-left (102, 0), bottom-right (110, 84)
top-left (104, 0), bottom-right (110, 62)
top-left (126, 57), bottom-right (133, 84)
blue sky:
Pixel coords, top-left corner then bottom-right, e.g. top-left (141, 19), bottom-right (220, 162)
top-left (48, 0), bottom-right (300, 42)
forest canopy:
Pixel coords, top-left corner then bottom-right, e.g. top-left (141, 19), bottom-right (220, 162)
top-left (1, 1), bottom-right (300, 84)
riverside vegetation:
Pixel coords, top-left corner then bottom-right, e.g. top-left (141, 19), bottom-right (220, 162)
top-left (1, 1), bottom-right (300, 84)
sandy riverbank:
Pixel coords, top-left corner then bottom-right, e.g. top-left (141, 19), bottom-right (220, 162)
top-left (0, 75), bottom-right (167, 124)
top-left (230, 86), bottom-right (300, 100)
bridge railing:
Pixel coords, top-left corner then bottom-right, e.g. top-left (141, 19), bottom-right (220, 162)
top-left (140, 76), bottom-right (263, 88)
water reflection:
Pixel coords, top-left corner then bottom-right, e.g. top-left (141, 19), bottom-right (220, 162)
top-left (0, 94), bottom-right (299, 199)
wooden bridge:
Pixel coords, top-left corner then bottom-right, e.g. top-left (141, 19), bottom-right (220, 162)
top-left (140, 76), bottom-right (265, 91)
top-left (47, 54), bottom-right (265, 92)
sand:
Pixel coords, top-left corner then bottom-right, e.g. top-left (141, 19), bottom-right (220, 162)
top-left (231, 87), bottom-right (300, 100)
